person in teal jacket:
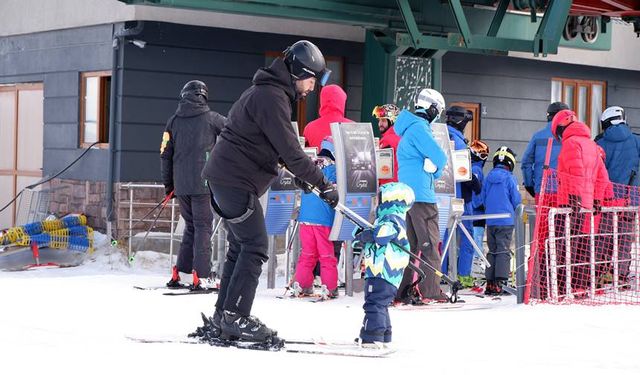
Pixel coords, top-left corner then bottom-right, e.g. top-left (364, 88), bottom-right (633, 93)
top-left (394, 88), bottom-right (448, 302)
top-left (353, 182), bottom-right (415, 346)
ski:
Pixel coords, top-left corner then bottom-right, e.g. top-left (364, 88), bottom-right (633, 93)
top-left (163, 288), bottom-right (218, 296)
top-left (133, 284), bottom-right (189, 291)
top-left (125, 335), bottom-right (395, 357)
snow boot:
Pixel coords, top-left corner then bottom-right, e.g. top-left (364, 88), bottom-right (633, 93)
top-left (166, 265), bottom-right (181, 288)
top-left (220, 310), bottom-right (278, 343)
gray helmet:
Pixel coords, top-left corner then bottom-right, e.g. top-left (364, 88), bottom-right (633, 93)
top-left (546, 102), bottom-right (569, 121)
top-left (180, 80), bottom-right (208, 100)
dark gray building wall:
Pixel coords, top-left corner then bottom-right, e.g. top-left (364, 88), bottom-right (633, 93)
top-left (117, 21), bottom-right (364, 182)
top-left (442, 51), bottom-right (640, 182)
top-left (0, 24), bottom-right (113, 181)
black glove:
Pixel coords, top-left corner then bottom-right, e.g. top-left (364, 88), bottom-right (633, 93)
top-left (164, 184), bottom-right (174, 197)
top-left (293, 177), bottom-right (312, 193)
top-left (318, 180), bottom-right (339, 208)
top-left (593, 199), bottom-right (602, 216)
top-left (524, 185), bottom-right (536, 198)
top-left (568, 194), bottom-right (582, 215)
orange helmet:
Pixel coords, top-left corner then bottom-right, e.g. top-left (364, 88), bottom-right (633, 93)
top-left (372, 104), bottom-right (400, 124)
top-left (551, 109), bottom-right (578, 140)
top-left (469, 140), bottom-right (489, 161)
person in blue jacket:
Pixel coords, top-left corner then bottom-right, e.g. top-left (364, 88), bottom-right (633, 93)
top-left (394, 88), bottom-right (448, 303)
top-left (469, 140), bottom-right (489, 262)
top-left (477, 146), bottom-right (521, 295)
top-left (521, 102), bottom-right (569, 199)
top-left (441, 106), bottom-right (481, 288)
top-left (594, 106), bottom-right (640, 286)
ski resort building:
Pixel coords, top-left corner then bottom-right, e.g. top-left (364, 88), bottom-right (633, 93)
top-left (0, 0), bottom-right (639, 241)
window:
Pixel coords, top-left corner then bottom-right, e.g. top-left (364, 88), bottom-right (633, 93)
top-left (80, 71), bottom-right (111, 147)
top-left (551, 78), bottom-right (606, 138)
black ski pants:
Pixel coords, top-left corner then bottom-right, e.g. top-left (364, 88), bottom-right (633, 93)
top-left (210, 184), bottom-right (268, 317)
top-left (176, 194), bottom-right (213, 277)
top-left (485, 225), bottom-right (513, 281)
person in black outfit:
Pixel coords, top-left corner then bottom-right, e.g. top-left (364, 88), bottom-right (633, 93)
top-left (201, 40), bottom-right (339, 343)
top-left (160, 80), bottom-right (226, 290)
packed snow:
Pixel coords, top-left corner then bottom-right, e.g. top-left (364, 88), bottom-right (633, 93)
top-left (1, 232), bottom-right (639, 375)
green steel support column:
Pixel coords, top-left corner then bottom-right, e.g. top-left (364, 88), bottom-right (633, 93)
top-left (396, 0), bottom-right (421, 48)
top-left (448, 0), bottom-right (472, 47)
top-left (533, 0), bottom-right (572, 55)
top-left (487, 0), bottom-right (510, 37)
top-left (430, 50), bottom-right (447, 93)
top-left (361, 31), bottom-right (395, 133)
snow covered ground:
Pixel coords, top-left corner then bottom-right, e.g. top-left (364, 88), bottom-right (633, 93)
top-left (1, 233), bottom-right (639, 375)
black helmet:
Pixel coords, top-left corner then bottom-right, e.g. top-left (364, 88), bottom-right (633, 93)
top-left (284, 40), bottom-right (331, 86)
top-left (493, 146), bottom-right (517, 171)
top-left (180, 80), bottom-right (208, 100)
top-left (445, 105), bottom-right (473, 131)
top-left (546, 101), bottom-right (569, 121)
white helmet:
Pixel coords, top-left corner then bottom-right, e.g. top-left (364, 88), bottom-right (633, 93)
top-left (415, 88), bottom-right (445, 123)
top-left (601, 106), bottom-right (626, 130)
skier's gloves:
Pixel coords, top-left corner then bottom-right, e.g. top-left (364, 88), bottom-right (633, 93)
top-left (593, 199), bottom-right (602, 216)
top-left (318, 180), bottom-right (339, 208)
top-left (293, 177), bottom-right (312, 193)
top-left (568, 194), bottom-right (582, 215)
top-left (164, 184), bottom-right (174, 197)
top-left (354, 228), bottom-right (375, 244)
top-left (524, 185), bottom-right (536, 198)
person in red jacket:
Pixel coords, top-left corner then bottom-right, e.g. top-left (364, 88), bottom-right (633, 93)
top-left (551, 109), bottom-right (610, 296)
top-left (303, 84), bottom-right (354, 149)
top-left (372, 104), bottom-right (401, 185)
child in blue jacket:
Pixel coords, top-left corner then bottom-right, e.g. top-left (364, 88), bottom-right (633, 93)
top-left (477, 146), bottom-right (521, 295)
top-left (353, 182), bottom-right (415, 346)
top-left (292, 137), bottom-right (338, 299)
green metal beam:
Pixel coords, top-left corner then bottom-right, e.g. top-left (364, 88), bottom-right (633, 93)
top-left (532, 0), bottom-right (572, 55)
top-left (396, 0), bottom-right (421, 48)
top-left (487, 0), bottom-right (509, 37)
top-left (121, 0), bottom-right (396, 28)
top-left (448, 0), bottom-right (472, 47)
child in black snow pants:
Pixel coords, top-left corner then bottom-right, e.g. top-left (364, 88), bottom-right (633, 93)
top-left (476, 147), bottom-right (521, 295)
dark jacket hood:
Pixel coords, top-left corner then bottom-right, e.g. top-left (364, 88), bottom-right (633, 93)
top-left (176, 93), bottom-right (210, 117)
top-left (253, 58), bottom-right (297, 103)
top-left (603, 123), bottom-right (632, 142)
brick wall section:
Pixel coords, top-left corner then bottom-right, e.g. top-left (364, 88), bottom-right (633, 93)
top-left (47, 179), bottom-right (179, 241)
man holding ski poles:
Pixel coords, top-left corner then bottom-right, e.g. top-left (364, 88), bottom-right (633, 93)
top-left (200, 40), bottom-right (338, 345)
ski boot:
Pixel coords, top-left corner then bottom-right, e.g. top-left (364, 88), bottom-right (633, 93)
top-left (484, 280), bottom-right (497, 296)
top-left (318, 285), bottom-right (338, 300)
top-left (190, 270), bottom-right (218, 291)
top-left (189, 310), bottom-right (223, 341)
top-left (290, 281), bottom-right (314, 297)
top-left (220, 310), bottom-right (279, 344)
top-left (166, 265), bottom-right (182, 288)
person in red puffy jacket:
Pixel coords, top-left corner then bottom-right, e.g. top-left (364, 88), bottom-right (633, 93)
top-left (372, 104), bottom-right (401, 185)
top-left (303, 84), bottom-right (354, 149)
top-left (551, 109), bottom-right (610, 296)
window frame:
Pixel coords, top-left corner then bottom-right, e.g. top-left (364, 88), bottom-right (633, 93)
top-left (79, 70), bottom-right (111, 149)
top-left (551, 77), bottom-right (607, 135)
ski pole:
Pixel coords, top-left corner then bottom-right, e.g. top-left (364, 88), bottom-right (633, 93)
top-left (280, 164), bottom-right (462, 302)
top-left (129, 191), bottom-right (174, 264)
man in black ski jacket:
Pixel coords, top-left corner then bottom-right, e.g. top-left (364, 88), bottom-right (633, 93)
top-left (201, 40), bottom-right (339, 343)
top-left (161, 80), bottom-right (226, 290)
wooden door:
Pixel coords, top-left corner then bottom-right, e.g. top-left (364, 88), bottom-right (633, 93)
top-left (449, 102), bottom-right (481, 141)
top-left (0, 83), bottom-right (43, 228)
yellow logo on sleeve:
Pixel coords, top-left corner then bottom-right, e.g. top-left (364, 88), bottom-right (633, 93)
top-left (160, 132), bottom-right (170, 154)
